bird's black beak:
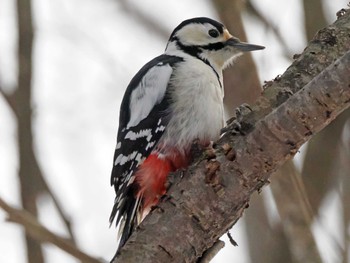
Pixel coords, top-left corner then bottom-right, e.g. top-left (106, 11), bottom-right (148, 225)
top-left (226, 38), bottom-right (265, 52)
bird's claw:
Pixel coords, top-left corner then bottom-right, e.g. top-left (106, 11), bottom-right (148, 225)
top-left (221, 103), bottom-right (253, 135)
top-left (235, 103), bottom-right (253, 122)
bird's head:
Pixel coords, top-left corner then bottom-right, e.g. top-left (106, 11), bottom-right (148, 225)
top-left (165, 17), bottom-right (264, 70)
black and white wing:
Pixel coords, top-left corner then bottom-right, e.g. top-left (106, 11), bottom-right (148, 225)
top-left (110, 54), bottom-right (183, 245)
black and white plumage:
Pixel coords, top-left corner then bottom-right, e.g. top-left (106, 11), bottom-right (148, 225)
top-left (110, 17), bottom-right (264, 256)
top-left (110, 54), bottom-right (183, 246)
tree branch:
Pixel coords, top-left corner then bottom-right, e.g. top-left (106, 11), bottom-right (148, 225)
top-left (245, 0), bottom-right (293, 60)
top-left (270, 161), bottom-right (321, 262)
top-left (118, 0), bottom-right (169, 40)
top-left (0, 197), bottom-right (103, 263)
top-left (114, 9), bottom-right (350, 263)
top-left (38, 177), bottom-right (78, 244)
top-left (0, 85), bottom-right (16, 114)
top-left (197, 240), bottom-right (225, 263)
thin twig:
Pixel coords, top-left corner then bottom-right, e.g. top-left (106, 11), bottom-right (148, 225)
top-left (227, 231), bottom-right (238, 247)
top-left (198, 240), bottom-right (225, 263)
top-left (0, 85), bottom-right (16, 114)
top-left (245, 0), bottom-right (294, 60)
top-left (38, 175), bottom-right (77, 244)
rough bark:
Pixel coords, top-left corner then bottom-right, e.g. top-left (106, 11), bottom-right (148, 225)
top-left (114, 9), bottom-right (350, 263)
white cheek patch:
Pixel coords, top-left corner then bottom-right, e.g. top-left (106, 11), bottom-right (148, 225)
top-left (179, 25), bottom-right (204, 46)
top-left (176, 23), bottom-right (226, 47)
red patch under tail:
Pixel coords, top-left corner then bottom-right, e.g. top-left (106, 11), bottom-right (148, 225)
top-left (134, 150), bottom-right (189, 219)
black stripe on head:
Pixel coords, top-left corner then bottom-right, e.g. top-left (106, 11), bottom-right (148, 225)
top-left (200, 42), bottom-right (226, 51)
top-left (168, 17), bottom-right (224, 42)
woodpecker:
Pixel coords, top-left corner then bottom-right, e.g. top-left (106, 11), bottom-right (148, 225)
top-left (110, 17), bottom-right (264, 253)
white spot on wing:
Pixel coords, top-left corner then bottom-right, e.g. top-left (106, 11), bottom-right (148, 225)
top-left (125, 129), bottom-right (152, 140)
top-left (146, 133), bottom-right (152, 142)
top-left (135, 153), bottom-right (143, 163)
top-left (155, 125), bottom-right (165, 133)
top-left (146, 141), bottom-right (155, 150)
top-left (116, 142), bottom-right (121, 149)
top-left (114, 151), bottom-right (138, 166)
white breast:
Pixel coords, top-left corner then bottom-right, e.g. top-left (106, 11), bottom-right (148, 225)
top-left (159, 56), bottom-right (225, 153)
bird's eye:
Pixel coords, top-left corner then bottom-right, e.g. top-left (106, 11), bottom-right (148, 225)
top-left (208, 29), bottom-right (219, 38)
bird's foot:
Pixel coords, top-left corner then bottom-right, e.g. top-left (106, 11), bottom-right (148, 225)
top-left (221, 103), bottom-right (253, 135)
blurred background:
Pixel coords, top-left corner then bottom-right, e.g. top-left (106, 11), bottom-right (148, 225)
top-left (0, 0), bottom-right (349, 262)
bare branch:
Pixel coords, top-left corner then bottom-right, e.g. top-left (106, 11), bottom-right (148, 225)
top-left (114, 9), bottom-right (350, 262)
top-left (0, 85), bottom-right (16, 114)
top-left (198, 240), bottom-right (225, 263)
top-left (38, 177), bottom-right (77, 244)
top-left (271, 161), bottom-right (321, 262)
top-left (302, 0), bottom-right (328, 41)
top-left (0, 196), bottom-right (103, 263)
top-left (301, 108), bottom-right (350, 212)
top-left (15, 0), bottom-right (43, 260)
top-left (245, 0), bottom-right (294, 60)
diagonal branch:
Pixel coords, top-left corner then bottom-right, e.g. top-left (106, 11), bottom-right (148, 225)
top-left (114, 8), bottom-right (350, 263)
top-left (0, 197), bottom-right (103, 263)
top-left (245, 0), bottom-right (294, 60)
top-left (270, 161), bottom-right (321, 262)
top-left (118, 0), bottom-right (169, 40)
top-left (0, 85), bottom-right (17, 114)
top-left (36, 174), bottom-right (77, 244)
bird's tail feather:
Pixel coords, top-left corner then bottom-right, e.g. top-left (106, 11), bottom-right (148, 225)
top-left (110, 195), bottom-right (141, 262)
